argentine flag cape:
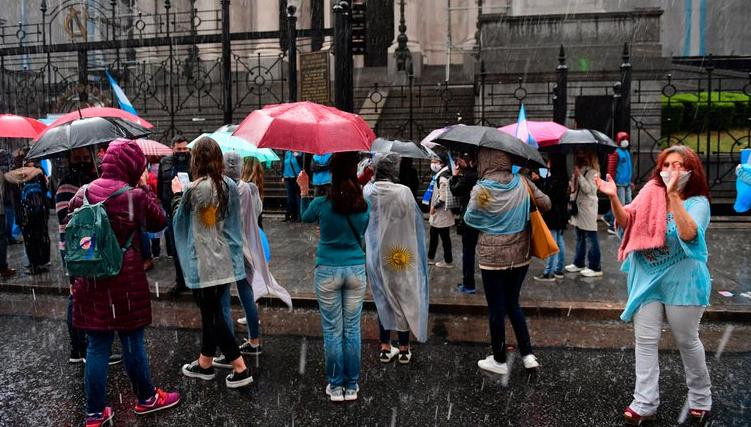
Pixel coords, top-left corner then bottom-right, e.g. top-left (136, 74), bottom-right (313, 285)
top-left (364, 181), bottom-right (429, 342)
top-left (237, 180), bottom-right (293, 309)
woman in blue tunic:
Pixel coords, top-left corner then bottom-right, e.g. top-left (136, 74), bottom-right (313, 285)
top-left (597, 145), bottom-right (712, 425)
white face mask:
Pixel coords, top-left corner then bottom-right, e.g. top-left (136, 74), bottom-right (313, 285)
top-left (430, 163), bottom-right (442, 173)
top-left (620, 140), bottom-right (629, 148)
top-left (659, 170), bottom-right (691, 192)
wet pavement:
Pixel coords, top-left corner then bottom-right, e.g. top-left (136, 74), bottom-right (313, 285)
top-left (3, 217), bottom-right (750, 318)
top-left (1, 315), bottom-right (749, 426)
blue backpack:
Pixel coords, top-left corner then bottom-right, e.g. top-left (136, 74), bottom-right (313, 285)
top-left (21, 181), bottom-right (46, 217)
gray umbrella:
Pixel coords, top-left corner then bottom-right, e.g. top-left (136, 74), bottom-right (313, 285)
top-left (25, 116), bottom-right (150, 161)
top-left (543, 129), bottom-right (617, 153)
top-left (370, 138), bottom-right (438, 160)
top-left (432, 125), bottom-right (546, 168)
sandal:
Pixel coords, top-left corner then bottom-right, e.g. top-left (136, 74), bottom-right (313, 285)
top-left (623, 407), bottom-right (656, 425)
top-left (688, 409), bottom-right (710, 425)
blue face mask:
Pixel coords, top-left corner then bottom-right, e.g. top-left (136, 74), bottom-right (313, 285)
top-left (538, 168), bottom-right (549, 178)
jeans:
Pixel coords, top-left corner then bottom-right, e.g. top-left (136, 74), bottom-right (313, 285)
top-left (67, 295), bottom-right (87, 356)
top-left (378, 318), bottom-right (410, 347)
top-left (603, 185), bottom-right (633, 226)
top-left (573, 227), bottom-right (601, 271)
top-left (221, 276), bottom-right (260, 340)
top-left (631, 302), bottom-right (712, 415)
top-left (85, 328), bottom-right (155, 414)
top-left (480, 266), bottom-right (532, 363)
top-left (0, 215), bottom-right (7, 269)
top-left (460, 225), bottom-right (479, 288)
top-left (314, 265), bottom-right (366, 390)
top-left (140, 232), bottom-right (151, 260)
top-left (543, 229), bottom-right (566, 275)
top-left (428, 226), bottom-right (453, 263)
top-left (284, 178), bottom-right (301, 220)
top-left (193, 285), bottom-right (241, 361)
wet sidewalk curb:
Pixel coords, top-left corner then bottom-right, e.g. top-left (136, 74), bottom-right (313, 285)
top-left (3, 281), bottom-right (750, 323)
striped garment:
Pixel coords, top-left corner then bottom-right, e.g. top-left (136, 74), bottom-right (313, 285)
top-left (55, 182), bottom-right (82, 253)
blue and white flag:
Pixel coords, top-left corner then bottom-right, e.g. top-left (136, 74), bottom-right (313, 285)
top-left (512, 103), bottom-right (537, 173)
top-left (105, 70), bottom-right (137, 116)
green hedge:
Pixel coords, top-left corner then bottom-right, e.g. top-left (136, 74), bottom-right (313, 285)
top-left (661, 91), bottom-right (750, 132)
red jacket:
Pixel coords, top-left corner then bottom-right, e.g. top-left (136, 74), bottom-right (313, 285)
top-left (70, 140), bottom-right (167, 331)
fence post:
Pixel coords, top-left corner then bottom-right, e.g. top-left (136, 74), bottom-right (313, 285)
top-left (221, 0), bottom-right (232, 124)
top-left (705, 54), bottom-right (714, 181)
top-left (553, 44), bottom-right (567, 125)
top-left (619, 42), bottom-right (632, 135)
top-left (287, 5), bottom-right (298, 102)
top-left (165, 0), bottom-right (175, 135)
top-left (334, 1), bottom-right (353, 112)
top-left (111, 0), bottom-right (120, 73)
top-left (40, 0), bottom-right (50, 114)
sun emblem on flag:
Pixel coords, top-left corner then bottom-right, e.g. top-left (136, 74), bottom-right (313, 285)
top-left (476, 187), bottom-right (491, 209)
top-left (384, 245), bottom-right (413, 272)
top-left (199, 204), bottom-right (219, 228)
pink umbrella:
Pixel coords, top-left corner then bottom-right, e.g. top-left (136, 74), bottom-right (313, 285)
top-left (0, 114), bottom-right (47, 138)
top-left (34, 107), bottom-right (154, 142)
top-left (420, 124), bottom-right (466, 148)
top-left (233, 101), bottom-right (375, 155)
top-left (134, 138), bottom-right (172, 156)
top-left (498, 121), bottom-right (568, 148)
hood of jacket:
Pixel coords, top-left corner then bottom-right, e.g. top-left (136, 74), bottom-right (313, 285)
top-left (100, 139), bottom-right (146, 186)
top-left (477, 147), bottom-right (513, 183)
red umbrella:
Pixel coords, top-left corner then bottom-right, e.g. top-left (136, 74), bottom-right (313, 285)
top-left (130, 138), bottom-right (172, 156)
top-left (498, 121), bottom-right (568, 148)
top-left (34, 107), bottom-right (154, 142)
top-left (0, 114), bottom-right (47, 138)
top-left (233, 101), bottom-right (375, 155)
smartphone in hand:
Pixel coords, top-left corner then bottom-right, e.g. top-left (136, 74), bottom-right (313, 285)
top-left (177, 172), bottom-right (191, 189)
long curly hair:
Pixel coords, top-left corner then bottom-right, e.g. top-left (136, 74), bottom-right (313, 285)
top-left (328, 152), bottom-right (367, 215)
top-left (242, 156), bottom-right (265, 198)
top-left (190, 137), bottom-right (229, 215)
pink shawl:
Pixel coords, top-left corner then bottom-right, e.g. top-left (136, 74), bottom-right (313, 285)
top-left (617, 180), bottom-right (667, 261)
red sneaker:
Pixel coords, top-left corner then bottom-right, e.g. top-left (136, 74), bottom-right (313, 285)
top-left (133, 388), bottom-right (181, 415)
top-left (623, 406), bottom-right (656, 425)
top-left (84, 407), bottom-right (114, 427)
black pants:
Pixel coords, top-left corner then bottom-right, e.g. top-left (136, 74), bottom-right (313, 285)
top-left (428, 226), bottom-right (452, 263)
top-left (378, 318), bottom-right (410, 347)
top-left (21, 216), bottom-right (50, 267)
top-left (167, 219), bottom-right (186, 289)
top-left (481, 266), bottom-right (532, 363)
top-left (460, 226), bottom-right (479, 289)
top-left (193, 285), bottom-right (241, 362)
top-left (151, 238), bottom-right (161, 258)
top-left (67, 295), bottom-right (87, 355)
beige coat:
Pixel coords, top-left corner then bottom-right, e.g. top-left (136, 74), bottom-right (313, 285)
top-left (429, 168), bottom-right (455, 228)
top-left (568, 167), bottom-right (599, 232)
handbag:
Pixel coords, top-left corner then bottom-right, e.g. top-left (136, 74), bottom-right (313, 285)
top-left (567, 185), bottom-right (579, 218)
top-left (522, 179), bottom-right (559, 260)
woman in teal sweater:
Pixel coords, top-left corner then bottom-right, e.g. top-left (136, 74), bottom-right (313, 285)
top-left (298, 152), bottom-right (369, 403)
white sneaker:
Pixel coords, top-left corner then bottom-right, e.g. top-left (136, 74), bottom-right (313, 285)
top-left (325, 384), bottom-right (344, 402)
top-left (344, 385), bottom-right (359, 401)
top-left (607, 228), bottom-right (617, 235)
top-left (522, 354), bottom-right (540, 369)
top-left (237, 317), bottom-right (247, 325)
top-left (435, 261), bottom-right (453, 268)
top-left (564, 264), bottom-right (583, 273)
top-left (580, 268), bottom-right (603, 278)
top-left (477, 355), bottom-right (508, 375)
top-left (379, 345), bottom-right (399, 363)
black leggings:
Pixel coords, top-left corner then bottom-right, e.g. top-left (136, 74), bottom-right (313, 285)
top-left (193, 285), bottom-right (241, 362)
top-left (481, 266), bottom-right (532, 363)
top-left (428, 226), bottom-right (452, 263)
top-left (378, 318), bottom-right (410, 347)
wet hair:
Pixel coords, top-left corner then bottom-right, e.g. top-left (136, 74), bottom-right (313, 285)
top-left (651, 145), bottom-right (710, 200)
top-left (242, 157), bottom-right (265, 198)
top-left (171, 134), bottom-right (188, 146)
top-left (190, 137), bottom-right (229, 215)
top-left (327, 151), bottom-right (367, 215)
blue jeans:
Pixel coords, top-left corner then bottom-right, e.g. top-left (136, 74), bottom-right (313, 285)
top-left (543, 229), bottom-right (566, 275)
top-left (284, 178), bottom-right (301, 220)
top-left (573, 227), bottom-right (601, 271)
top-left (85, 329), bottom-right (154, 414)
top-left (221, 277), bottom-right (260, 340)
top-left (0, 216), bottom-right (7, 270)
top-left (314, 264), bottom-right (366, 390)
top-left (603, 185), bottom-right (632, 226)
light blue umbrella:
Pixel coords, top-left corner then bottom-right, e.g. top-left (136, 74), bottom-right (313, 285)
top-left (189, 129), bottom-right (280, 163)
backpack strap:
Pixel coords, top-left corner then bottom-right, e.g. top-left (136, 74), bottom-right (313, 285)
top-left (104, 185), bottom-right (132, 202)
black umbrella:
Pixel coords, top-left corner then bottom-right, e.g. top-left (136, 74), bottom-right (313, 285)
top-left (25, 116), bottom-right (151, 161)
top-left (370, 137), bottom-right (437, 160)
top-left (432, 125), bottom-right (546, 168)
top-left (542, 129), bottom-right (617, 153)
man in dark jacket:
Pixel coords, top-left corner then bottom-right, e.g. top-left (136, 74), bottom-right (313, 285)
top-left (157, 135), bottom-right (191, 293)
top-left (448, 152), bottom-right (479, 294)
top-left (533, 154), bottom-right (569, 281)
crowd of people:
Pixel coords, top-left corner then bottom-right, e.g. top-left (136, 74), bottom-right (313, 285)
top-left (4, 129), bottom-right (713, 426)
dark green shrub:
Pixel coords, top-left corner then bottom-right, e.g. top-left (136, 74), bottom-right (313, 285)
top-left (661, 97), bottom-right (684, 134)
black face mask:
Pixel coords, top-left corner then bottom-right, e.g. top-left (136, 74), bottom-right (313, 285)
top-left (174, 152), bottom-right (190, 164)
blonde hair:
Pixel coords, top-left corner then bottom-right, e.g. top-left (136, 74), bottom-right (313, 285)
top-left (242, 157), bottom-right (265, 197)
top-left (575, 149), bottom-right (600, 171)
